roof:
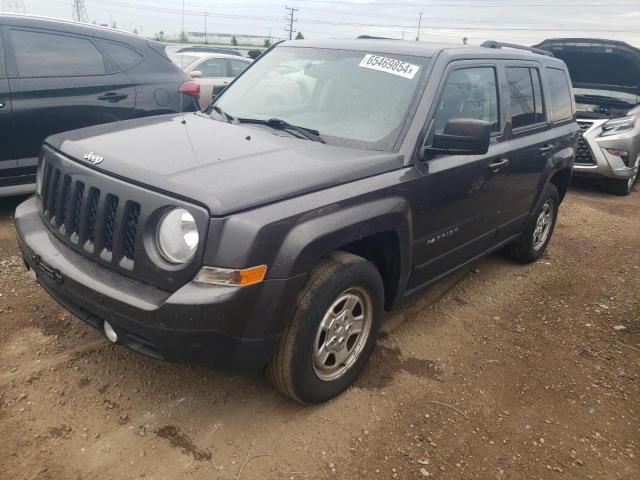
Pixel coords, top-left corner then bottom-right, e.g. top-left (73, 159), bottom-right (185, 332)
top-left (279, 38), bottom-right (563, 63)
top-left (0, 13), bottom-right (144, 41)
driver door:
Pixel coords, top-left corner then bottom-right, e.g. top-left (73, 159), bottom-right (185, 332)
top-left (409, 63), bottom-right (513, 288)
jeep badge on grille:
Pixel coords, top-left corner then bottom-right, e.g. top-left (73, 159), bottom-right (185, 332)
top-left (83, 152), bottom-right (104, 165)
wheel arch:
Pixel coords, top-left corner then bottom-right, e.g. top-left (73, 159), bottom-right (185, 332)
top-left (269, 197), bottom-right (413, 311)
top-left (549, 166), bottom-right (572, 203)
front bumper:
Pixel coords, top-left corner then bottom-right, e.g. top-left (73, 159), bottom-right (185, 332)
top-left (574, 119), bottom-right (640, 180)
top-left (15, 197), bottom-right (306, 370)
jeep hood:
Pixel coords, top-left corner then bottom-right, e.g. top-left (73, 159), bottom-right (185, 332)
top-left (535, 38), bottom-right (640, 96)
top-left (45, 113), bottom-right (404, 216)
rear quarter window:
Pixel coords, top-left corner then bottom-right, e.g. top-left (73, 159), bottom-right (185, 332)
top-left (96, 40), bottom-right (143, 71)
top-left (9, 29), bottom-right (109, 77)
top-left (547, 67), bottom-right (573, 122)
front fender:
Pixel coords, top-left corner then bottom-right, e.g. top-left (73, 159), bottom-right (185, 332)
top-left (270, 196), bottom-right (413, 293)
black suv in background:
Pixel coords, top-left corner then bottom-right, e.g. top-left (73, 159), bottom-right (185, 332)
top-left (16, 39), bottom-right (578, 403)
top-left (0, 15), bottom-right (199, 198)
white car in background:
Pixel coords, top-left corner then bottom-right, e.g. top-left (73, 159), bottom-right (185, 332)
top-left (170, 52), bottom-right (252, 108)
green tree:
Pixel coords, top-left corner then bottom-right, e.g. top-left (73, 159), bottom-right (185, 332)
top-left (263, 38), bottom-right (272, 48)
top-left (231, 36), bottom-right (238, 46)
top-left (295, 32), bottom-right (304, 40)
top-left (179, 30), bottom-right (188, 43)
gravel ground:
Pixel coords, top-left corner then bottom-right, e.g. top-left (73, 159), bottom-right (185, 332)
top-left (1, 180), bottom-right (638, 480)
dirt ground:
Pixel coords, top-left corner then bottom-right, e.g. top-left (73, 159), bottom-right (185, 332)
top-left (1, 180), bottom-right (638, 480)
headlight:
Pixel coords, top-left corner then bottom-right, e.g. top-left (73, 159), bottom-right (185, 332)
top-left (156, 208), bottom-right (199, 264)
top-left (601, 116), bottom-right (636, 137)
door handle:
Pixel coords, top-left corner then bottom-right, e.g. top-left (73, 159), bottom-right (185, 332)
top-left (489, 158), bottom-right (510, 172)
top-left (0, 101), bottom-right (4, 109)
top-left (97, 92), bottom-right (128, 103)
top-left (539, 144), bottom-right (554, 155)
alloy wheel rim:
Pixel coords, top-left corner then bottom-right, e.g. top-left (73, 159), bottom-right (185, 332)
top-left (533, 199), bottom-right (554, 251)
top-left (312, 287), bottom-right (373, 382)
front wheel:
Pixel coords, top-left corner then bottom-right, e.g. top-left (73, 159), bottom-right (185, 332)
top-left (267, 252), bottom-right (384, 403)
top-left (504, 183), bottom-right (560, 264)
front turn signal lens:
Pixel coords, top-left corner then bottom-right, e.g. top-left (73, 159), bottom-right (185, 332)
top-left (195, 265), bottom-right (267, 287)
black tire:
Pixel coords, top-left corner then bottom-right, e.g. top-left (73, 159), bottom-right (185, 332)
top-left (267, 252), bottom-right (384, 404)
top-left (504, 183), bottom-right (560, 264)
top-left (607, 177), bottom-right (634, 196)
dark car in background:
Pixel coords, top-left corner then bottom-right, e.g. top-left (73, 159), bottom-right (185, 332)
top-left (0, 14), bottom-right (199, 198)
top-left (536, 39), bottom-right (640, 195)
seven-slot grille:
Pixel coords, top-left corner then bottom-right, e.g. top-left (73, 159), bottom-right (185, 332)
top-left (576, 121), bottom-right (596, 165)
top-left (40, 160), bottom-right (141, 268)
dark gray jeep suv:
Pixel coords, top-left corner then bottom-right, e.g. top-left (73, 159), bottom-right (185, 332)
top-left (15, 39), bottom-right (578, 403)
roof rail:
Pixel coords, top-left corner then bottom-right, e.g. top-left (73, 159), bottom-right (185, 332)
top-left (481, 40), bottom-right (554, 57)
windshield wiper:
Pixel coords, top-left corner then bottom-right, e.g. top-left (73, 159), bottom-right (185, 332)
top-left (210, 105), bottom-right (234, 124)
top-left (237, 117), bottom-right (325, 143)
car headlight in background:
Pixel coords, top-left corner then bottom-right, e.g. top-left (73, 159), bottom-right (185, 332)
top-left (156, 208), bottom-right (199, 264)
top-left (601, 116), bottom-right (636, 137)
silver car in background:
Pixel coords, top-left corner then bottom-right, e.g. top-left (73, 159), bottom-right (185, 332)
top-left (536, 39), bottom-right (640, 195)
top-left (170, 52), bottom-right (252, 109)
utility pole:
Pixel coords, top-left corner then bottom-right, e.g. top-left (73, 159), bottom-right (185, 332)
top-left (181, 0), bottom-right (185, 38)
top-left (416, 12), bottom-right (423, 41)
top-left (72, 0), bottom-right (89, 23)
top-left (1, 0), bottom-right (26, 13)
top-left (285, 6), bottom-right (298, 41)
top-left (204, 11), bottom-right (208, 44)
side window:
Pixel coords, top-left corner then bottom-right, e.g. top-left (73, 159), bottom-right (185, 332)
top-left (547, 68), bottom-right (573, 122)
top-left (96, 40), bottom-right (143, 71)
top-left (196, 58), bottom-right (227, 78)
top-left (433, 67), bottom-right (500, 134)
top-left (9, 29), bottom-right (108, 77)
top-left (229, 59), bottom-right (249, 77)
top-left (506, 67), bottom-right (545, 128)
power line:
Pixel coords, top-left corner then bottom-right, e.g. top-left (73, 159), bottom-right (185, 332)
top-left (44, 0), bottom-right (638, 34)
top-left (71, 0), bottom-right (89, 23)
top-left (289, 0), bottom-right (640, 6)
top-left (285, 5), bottom-right (298, 40)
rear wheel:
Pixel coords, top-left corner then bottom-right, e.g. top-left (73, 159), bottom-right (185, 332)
top-left (504, 183), bottom-right (560, 264)
top-left (267, 252), bottom-right (384, 403)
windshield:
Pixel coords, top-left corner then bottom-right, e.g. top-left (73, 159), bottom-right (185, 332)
top-left (215, 47), bottom-right (431, 151)
top-left (169, 53), bottom-right (199, 69)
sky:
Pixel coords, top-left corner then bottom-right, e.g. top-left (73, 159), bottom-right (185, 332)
top-left (12, 0), bottom-right (640, 46)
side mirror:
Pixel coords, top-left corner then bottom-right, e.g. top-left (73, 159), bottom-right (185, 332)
top-left (423, 118), bottom-right (492, 157)
top-left (190, 70), bottom-right (203, 79)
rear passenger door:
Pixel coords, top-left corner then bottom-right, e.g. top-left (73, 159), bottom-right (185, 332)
top-left (496, 63), bottom-right (551, 240)
top-left (3, 27), bottom-right (136, 164)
